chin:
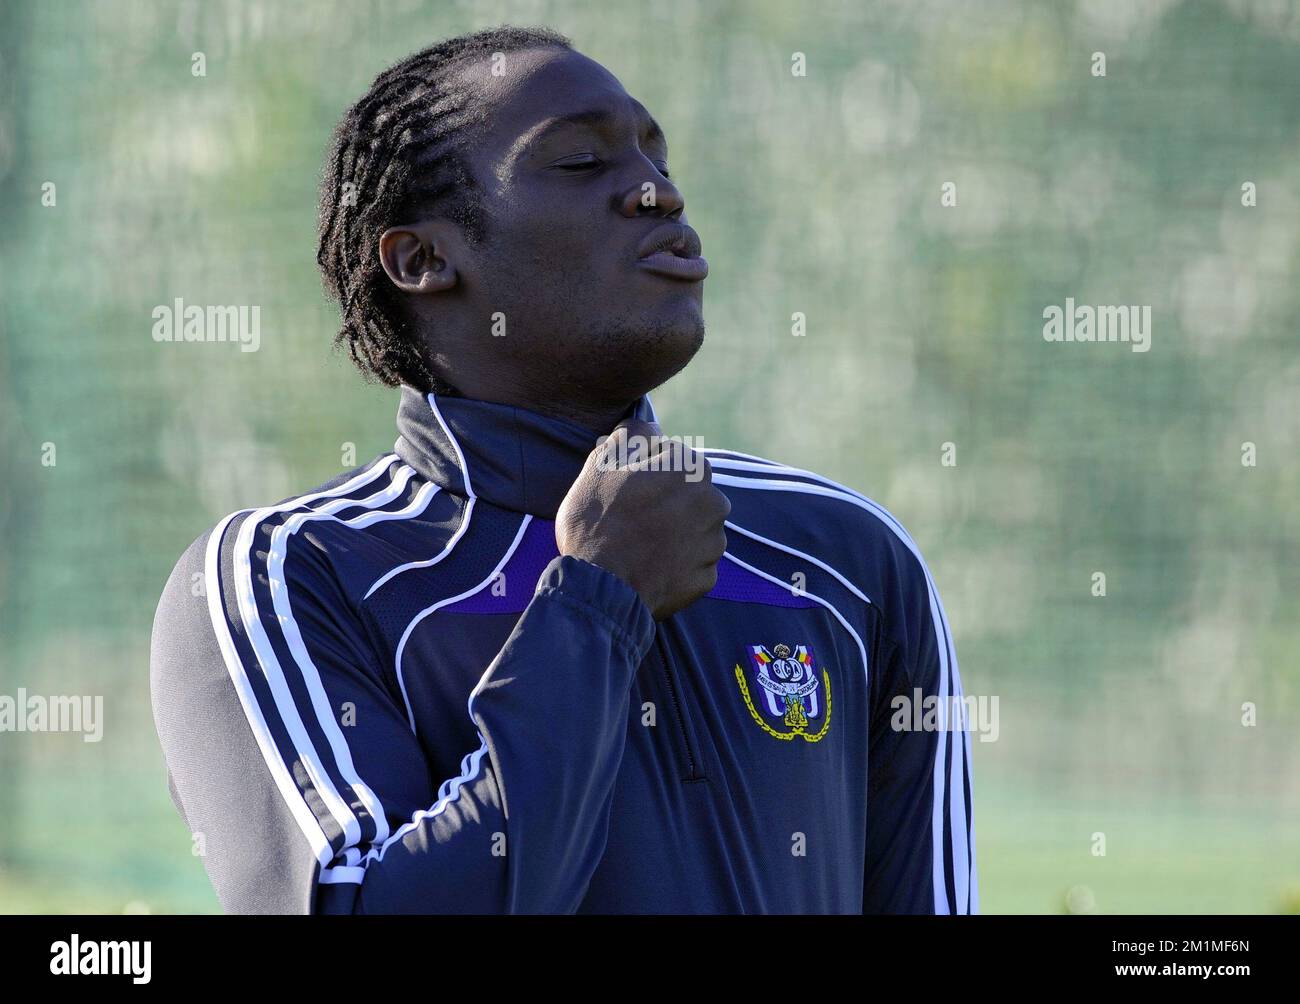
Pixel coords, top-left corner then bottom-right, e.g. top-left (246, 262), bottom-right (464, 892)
top-left (570, 311), bottom-right (705, 402)
top-left (651, 294), bottom-right (706, 349)
top-left (631, 308), bottom-right (705, 383)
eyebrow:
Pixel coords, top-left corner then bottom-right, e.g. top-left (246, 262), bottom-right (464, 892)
top-left (510, 104), bottom-right (667, 160)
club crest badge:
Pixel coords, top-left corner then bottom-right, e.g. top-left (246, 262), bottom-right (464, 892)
top-left (734, 644), bottom-right (831, 742)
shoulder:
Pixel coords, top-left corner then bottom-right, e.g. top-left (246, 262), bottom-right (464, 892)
top-left (152, 453), bottom-right (406, 639)
top-left (705, 447), bottom-right (927, 567)
top-left (704, 446), bottom-right (939, 637)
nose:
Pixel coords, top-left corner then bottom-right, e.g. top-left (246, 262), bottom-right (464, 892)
top-left (617, 162), bottom-right (685, 220)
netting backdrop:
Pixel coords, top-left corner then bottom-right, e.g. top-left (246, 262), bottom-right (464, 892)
top-left (0, 0), bottom-right (1297, 912)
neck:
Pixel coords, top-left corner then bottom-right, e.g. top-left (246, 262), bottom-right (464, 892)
top-left (434, 370), bottom-right (642, 434)
top-left (520, 396), bottom-right (638, 434)
top-left (393, 385), bottom-right (659, 518)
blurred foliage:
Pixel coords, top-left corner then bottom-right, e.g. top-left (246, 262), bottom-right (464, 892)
top-left (0, 0), bottom-right (1297, 913)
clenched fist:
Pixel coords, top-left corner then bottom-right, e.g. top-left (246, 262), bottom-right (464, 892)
top-left (556, 419), bottom-right (731, 620)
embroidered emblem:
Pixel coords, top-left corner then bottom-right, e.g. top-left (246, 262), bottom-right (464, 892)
top-left (734, 644), bottom-right (831, 742)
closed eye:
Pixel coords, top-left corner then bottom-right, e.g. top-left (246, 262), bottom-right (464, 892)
top-left (551, 155), bottom-right (603, 171)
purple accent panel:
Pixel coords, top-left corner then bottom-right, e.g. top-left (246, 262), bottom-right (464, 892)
top-left (443, 518), bottom-right (561, 614)
top-left (444, 519), bottom-right (818, 615)
top-left (710, 557), bottom-right (818, 608)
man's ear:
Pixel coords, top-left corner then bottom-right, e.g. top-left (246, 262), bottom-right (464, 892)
top-left (378, 219), bottom-right (461, 294)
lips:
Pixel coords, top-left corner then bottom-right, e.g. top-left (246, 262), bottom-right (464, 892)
top-left (636, 222), bottom-right (708, 282)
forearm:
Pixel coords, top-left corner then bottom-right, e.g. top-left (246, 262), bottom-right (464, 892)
top-left (318, 554), bottom-right (654, 914)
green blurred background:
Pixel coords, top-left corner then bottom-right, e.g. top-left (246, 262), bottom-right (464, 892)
top-left (1, 0), bottom-right (1297, 914)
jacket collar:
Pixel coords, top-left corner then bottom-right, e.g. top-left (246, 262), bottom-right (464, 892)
top-left (394, 385), bottom-right (659, 519)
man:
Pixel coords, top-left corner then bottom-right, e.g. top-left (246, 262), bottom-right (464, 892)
top-left (150, 25), bottom-right (976, 914)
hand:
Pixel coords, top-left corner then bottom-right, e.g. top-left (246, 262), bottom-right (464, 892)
top-left (556, 418), bottom-right (731, 620)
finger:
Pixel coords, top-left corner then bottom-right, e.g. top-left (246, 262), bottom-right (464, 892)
top-left (608, 418), bottom-right (663, 466)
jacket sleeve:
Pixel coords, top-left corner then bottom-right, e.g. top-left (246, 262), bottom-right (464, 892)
top-left (150, 512), bottom-right (654, 914)
top-left (861, 541), bottom-right (977, 915)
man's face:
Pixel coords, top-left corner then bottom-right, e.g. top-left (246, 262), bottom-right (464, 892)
top-left (444, 46), bottom-right (706, 409)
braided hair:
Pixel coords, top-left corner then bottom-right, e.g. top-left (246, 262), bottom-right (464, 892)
top-left (316, 26), bottom-right (572, 393)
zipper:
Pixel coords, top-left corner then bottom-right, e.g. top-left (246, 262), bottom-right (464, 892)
top-left (652, 631), bottom-right (706, 783)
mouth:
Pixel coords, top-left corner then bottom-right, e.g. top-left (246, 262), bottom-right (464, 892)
top-left (636, 223), bottom-right (708, 282)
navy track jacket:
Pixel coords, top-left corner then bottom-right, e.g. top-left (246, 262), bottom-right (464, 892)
top-left (150, 387), bottom-right (977, 914)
